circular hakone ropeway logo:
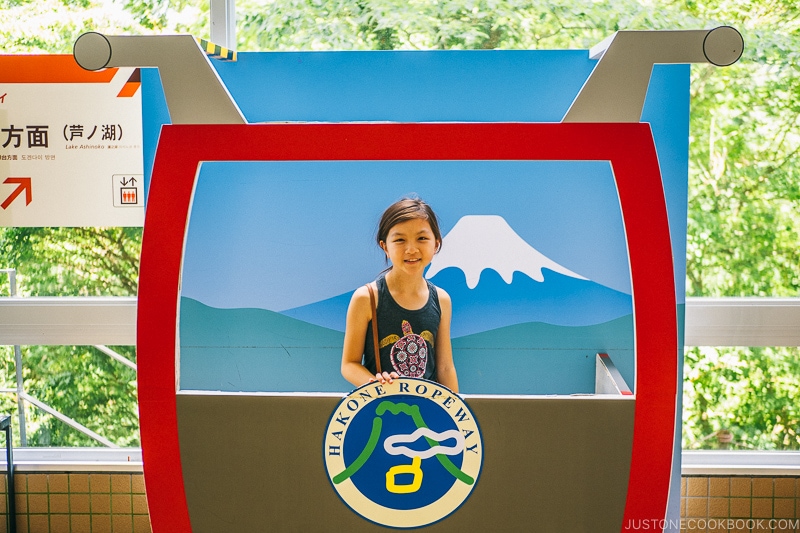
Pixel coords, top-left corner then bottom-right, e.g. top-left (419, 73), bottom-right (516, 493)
top-left (323, 378), bottom-right (483, 528)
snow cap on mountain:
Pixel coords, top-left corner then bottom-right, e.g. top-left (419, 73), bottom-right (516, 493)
top-left (426, 215), bottom-right (587, 289)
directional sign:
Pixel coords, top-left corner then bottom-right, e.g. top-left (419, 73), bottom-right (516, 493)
top-left (0, 55), bottom-right (143, 227)
top-left (1, 177), bottom-right (32, 209)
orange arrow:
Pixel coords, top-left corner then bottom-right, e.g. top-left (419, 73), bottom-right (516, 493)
top-left (1, 177), bottom-right (32, 210)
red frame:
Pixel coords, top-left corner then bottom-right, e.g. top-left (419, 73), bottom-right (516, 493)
top-left (138, 123), bottom-right (677, 532)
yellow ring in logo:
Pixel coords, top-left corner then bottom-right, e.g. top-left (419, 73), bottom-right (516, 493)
top-left (323, 378), bottom-right (483, 528)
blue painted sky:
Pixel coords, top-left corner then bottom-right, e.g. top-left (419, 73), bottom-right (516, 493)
top-left (182, 160), bottom-right (629, 310)
top-left (148, 51), bottom-right (688, 308)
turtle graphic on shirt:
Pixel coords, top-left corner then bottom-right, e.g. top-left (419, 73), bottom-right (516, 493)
top-left (381, 320), bottom-right (434, 378)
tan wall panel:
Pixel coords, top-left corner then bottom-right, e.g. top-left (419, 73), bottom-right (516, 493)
top-left (177, 394), bottom-right (634, 532)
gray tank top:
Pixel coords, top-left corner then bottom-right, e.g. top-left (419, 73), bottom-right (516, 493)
top-left (363, 275), bottom-right (440, 381)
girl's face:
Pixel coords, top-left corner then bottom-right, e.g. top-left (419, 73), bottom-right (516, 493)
top-left (380, 218), bottom-right (440, 276)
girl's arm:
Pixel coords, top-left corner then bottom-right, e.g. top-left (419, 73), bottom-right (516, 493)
top-left (435, 288), bottom-right (459, 393)
top-left (341, 284), bottom-right (398, 387)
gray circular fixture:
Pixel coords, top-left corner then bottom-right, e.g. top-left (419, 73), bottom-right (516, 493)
top-left (703, 26), bottom-right (744, 67)
top-left (73, 32), bottom-right (112, 71)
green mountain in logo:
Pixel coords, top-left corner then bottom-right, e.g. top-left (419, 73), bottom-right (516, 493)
top-left (332, 401), bottom-right (474, 485)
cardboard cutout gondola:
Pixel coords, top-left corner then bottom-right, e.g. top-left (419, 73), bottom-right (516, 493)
top-left (74, 27), bottom-right (742, 532)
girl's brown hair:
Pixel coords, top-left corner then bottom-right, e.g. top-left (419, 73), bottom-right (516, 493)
top-left (377, 197), bottom-right (443, 252)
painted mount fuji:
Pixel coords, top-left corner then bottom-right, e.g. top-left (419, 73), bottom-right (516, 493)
top-left (281, 215), bottom-right (632, 337)
top-left (426, 215), bottom-right (587, 288)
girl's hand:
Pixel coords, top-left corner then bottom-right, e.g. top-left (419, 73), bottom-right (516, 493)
top-left (370, 371), bottom-right (400, 384)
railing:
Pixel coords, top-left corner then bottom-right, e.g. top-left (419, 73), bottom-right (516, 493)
top-left (0, 270), bottom-right (136, 448)
top-left (684, 297), bottom-right (800, 347)
top-left (0, 281), bottom-right (798, 470)
top-left (3, 293), bottom-right (799, 347)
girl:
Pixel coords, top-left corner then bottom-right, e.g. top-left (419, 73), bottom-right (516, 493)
top-left (341, 197), bottom-right (459, 393)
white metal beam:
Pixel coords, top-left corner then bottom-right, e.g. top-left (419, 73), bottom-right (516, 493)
top-left (0, 447), bottom-right (142, 472)
top-left (210, 0), bottom-right (237, 50)
top-left (684, 297), bottom-right (800, 347)
top-left (0, 297), bottom-right (136, 345)
top-left (681, 450), bottom-right (800, 475)
top-left (1, 296), bottom-right (799, 347)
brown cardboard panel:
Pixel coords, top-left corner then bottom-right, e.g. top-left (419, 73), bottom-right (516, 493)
top-left (177, 393), bottom-right (634, 532)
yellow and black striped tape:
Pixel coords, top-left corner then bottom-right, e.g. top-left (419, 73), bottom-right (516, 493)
top-left (196, 38), bottom-right (237, 62)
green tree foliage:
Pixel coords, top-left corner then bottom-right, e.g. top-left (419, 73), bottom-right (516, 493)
top-left (680, 1), bottom-right (800, 449)
top-left (0, 0), bottom-right (153, 53)
top-left (686, 7), bottom-right (800, 298)
top-left (0, 0), bottom-right (149, 447)
top-left (1, 228), bottom-right (141, 296)
top-left (684, 346), bottom-right (800, 450)
top-left (1, 0), bottom-right (798, 449)
top-left (20, 345), bottom-right (139, 447)
top-left (0, 229), bottom-right (141, 446)
top-left (231, 0), bottom-right (693, 51)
